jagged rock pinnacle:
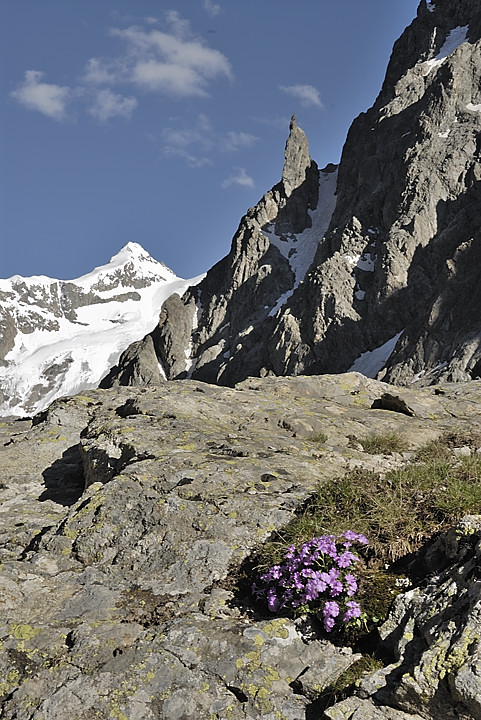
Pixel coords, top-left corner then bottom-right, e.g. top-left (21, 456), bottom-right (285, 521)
top-left (281, 114), bottom-right (312, 197)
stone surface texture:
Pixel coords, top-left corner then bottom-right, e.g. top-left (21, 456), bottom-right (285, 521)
top-left (1, 373), bottom-right (481, 718)
top-left (326, 515), bottom-right (481, 720)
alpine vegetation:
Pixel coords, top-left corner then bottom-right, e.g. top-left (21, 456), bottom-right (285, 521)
top-left (253, 532), bottom-right (369, 632)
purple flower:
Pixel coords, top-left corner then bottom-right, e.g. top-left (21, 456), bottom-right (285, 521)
top-left (344, 573), bottom-right (358, 596)
top-left (343, 530), bottom-right (369, 545)
top-left (327, 567), bottom-right (340, 582)
top-left (314, 535), bottom-right (338, 559)
top-left (328, 579), bottom-right (344, 597)
top-left (292, 572), bottom-right (304, 590)
top-left (323, 600), bottom-right (340, 617)
top-left (323, 600), bottom-right (339, 630)
top-left (323, 615), bottom-right (336, 632)
top-left (253, 530), bottom-right (368, 632)
top-left (303, 579), bottom-right (320, 602)
top-left (267, 588), bottom-right (280, 612)
top-left (336, 551), bottom-right (358, 568)
top-left (343, 601), bottom-right (361, 621)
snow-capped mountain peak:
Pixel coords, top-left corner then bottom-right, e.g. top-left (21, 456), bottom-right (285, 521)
top-left (0, 243), bottom-right (202, 417)
top-left (73, 241), bottom-right (177, 293)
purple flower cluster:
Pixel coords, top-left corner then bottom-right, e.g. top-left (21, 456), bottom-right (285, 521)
top-left (252, 531), bottom-right (368, 632)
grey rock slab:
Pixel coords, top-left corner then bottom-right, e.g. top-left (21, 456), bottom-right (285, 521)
top-left (2, 375), bottom-right (481, 718)
top-left (324, 696), bottom-right (425, 719)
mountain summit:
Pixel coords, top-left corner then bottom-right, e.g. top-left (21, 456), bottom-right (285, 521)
top-left (105, 115), bottom-right (337, 387)
top-left (106, 0), bottom-right (481, 390)
top-left (0, 243), bottom-right (201, 416)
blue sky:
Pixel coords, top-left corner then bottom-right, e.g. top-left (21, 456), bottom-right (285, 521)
top-left (1, 0), bottom-right (420, 281)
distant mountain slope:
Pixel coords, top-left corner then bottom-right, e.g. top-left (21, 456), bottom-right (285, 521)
top-left (0, 243), bottom-right (202, 416)
top-left (111, 0), bottom-right (481, 389)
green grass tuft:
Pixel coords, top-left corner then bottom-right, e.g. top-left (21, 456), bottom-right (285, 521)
top-left (358, 431), bottom-right (408, 455)
top-left (251, 434), bottom-right (481, 647)
top-left (308, 431), bottom-right (329, 444)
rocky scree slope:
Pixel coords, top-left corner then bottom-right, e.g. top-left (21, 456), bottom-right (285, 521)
top-left (0, 243), bottom-right (200, 417)
top-left (107, 0), bottom-right (481, 390)
top-left (1, 373), bottom-right (481, 719)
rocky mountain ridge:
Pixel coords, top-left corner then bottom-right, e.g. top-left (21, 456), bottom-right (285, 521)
top-left (106, 0), bottom-right (481, 392)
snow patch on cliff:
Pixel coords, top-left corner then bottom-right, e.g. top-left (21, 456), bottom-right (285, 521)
top-left (265, 169), bottom-right (338, 316)
top-left (348, 332), bottom-right (403, 379)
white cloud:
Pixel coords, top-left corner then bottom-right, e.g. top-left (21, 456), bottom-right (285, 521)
top-left (88, 89), bottom-right (138, 123)
top-left (133, 61), bottom-right (208, 97)
top-left (161, 113), bottom-right (213, 166)
top-left (11, 70), bottom-right (70, 120)
top-left (98, 14), bottom-right (232, 98)
top-left (83, 57), bottom-right (125, 85)
top-left (222, 167), bottom-right (254, 189)
top-left (161, 116), bottom-right (258, 166)
top-left (162, 113), bottom-right (213, 148)
top-left (222, 131), bottom-right (259, 152)
top-left (165, 10), bottom-right (191, 38)
top-left (13, 13), bottom-right (233, 125)
top-left (279, 84), bottom-right (323, 109)
top-left (163, 147), bottom-right (213, 168)
top-left (203, 0), bottom-right (222, 16)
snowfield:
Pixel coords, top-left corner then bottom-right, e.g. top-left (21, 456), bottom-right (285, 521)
top-left (0, 242), bottom-right (203, 417)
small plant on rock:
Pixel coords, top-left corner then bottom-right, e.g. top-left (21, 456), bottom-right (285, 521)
top-left (308, 431), bottom-right (328, 444)
top-left (359, 431), bottom-right (408, 455)
top-left (252, 531), bottom-right (368, 633)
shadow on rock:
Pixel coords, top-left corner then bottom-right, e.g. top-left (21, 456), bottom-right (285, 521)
top-left (39, 444), bottom-right (85, 506)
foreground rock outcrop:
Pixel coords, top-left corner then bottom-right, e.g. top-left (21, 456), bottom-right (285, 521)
top-left (326, 515), bottom-right (481, 720)
top-left (1, 374), bottom-right (480, 718)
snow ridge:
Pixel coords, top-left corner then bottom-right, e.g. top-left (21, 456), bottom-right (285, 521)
top-left (0, 242), bottom-right (202, 417)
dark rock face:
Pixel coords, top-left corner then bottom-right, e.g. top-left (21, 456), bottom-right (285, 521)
top-left (99, 334), bottom-right (164, 388)
top-left (111, 0), bottom-right (481, 390)
top-left (118, 115), bottom-right (335, 387)
top-left (269, 0), bottom-right (481, 385)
